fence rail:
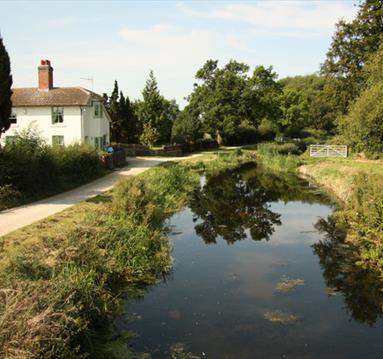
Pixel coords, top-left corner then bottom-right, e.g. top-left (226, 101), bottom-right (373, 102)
top-left (310, 145), bottom-right (348, 158)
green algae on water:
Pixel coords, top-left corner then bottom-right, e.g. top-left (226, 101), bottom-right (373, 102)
top-left (264, 310), bottom-right (300, 323)
top-left (275, 277), bottom-right (305, 293)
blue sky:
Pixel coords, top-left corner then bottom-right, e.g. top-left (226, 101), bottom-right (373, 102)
top-left (0, 1), bottom-right (358, 106)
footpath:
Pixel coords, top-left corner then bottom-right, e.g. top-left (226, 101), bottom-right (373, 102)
top-left (0, 155), bottom-right (200, 237)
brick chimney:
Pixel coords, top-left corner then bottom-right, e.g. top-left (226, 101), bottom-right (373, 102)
top-left (38, 59), bottom-right (53, 90)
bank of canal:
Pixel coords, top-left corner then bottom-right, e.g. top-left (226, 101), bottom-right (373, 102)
top-left (122, 165), bottom-right (383, 358)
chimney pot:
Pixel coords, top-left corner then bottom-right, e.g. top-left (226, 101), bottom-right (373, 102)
top-left (38, 60), bottom-right (53, 90)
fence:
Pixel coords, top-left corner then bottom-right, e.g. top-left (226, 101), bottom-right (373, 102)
top-left (309, 145), bottom-right (348, 158)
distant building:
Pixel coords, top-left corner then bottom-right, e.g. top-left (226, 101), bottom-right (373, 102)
top-left (1, 60), bottom-right (111, 149)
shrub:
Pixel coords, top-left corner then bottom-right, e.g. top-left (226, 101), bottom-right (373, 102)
top-left (0, 184), bottom-right (21, 210)
top-left (0, 131), bottom-right (104, 208)
top-left (257, 142), bottom-right (301, 156)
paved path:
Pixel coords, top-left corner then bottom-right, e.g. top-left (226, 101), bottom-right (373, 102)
top-left (0, 155), bottom-right (200, 237)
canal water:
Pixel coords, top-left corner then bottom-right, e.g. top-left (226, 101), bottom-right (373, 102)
top-left (124, 165), bottom-right (383, 358)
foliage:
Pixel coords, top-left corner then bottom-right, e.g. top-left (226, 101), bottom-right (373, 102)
top-left (0, 36), bottom-right (12, 137)
top-left (104, 81), bottom-right (136, 143)
top-left (139, 122), bottom-right (160, 148)
top-left (338, 43), bottom-right (383, 156)
top-left (136, 70), bottom-right (178, 143)
top-left (0, 184), bottom-right (21, 211)
top-left (0, 151), bottom-right (249, 358)
top-left (338, 82), bottom-right (383, 155)
top-left (278, 87), bottom-right (309, 136)
top-left (183, 60), bottom-right (281, 144)
top-left (0, 128), bottom-right (104, 209)
top-left (313, 172), bottom-right (383, 325)
top-left (171, 104), bottom-right (203, 144)
top-left (321, 0), bottom-right (383, 110)
top-left (279, 75), bottom-right (338, 133)
top-left (256, 143), bottom-right (302, 172)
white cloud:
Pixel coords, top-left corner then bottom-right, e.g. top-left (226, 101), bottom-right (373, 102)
top-left (177, 1), bottom-right (358, 34)
top-left (32, 25), bottom-right (223, 107)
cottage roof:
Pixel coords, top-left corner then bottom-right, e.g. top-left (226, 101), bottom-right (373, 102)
top-left (11, 87), bottom-right (104, 107)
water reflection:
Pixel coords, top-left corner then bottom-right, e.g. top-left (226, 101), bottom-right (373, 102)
top-left (189, 165), bottom-right (330, 245)
top-left (189, 168), bottom-right (282, 244)
top-left (314, 216), bottom-right (383, 325)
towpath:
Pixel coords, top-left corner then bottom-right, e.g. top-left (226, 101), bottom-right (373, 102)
top-left (0, 155), bottom-right (200, 237)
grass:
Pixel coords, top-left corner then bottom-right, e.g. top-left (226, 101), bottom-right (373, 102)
top-left (0, 149), bottom-right (255, 359)
top-left (299, 157), bottom-right (383, 202)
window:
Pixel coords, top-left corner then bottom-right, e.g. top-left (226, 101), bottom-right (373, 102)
top-left (52, 135), bottom-right (64, 146)
top-left (94, 102), bottom-right (102, 118)
top-left (52, 107), bottom-right (64, 124)
top-left (84, 136), bottom-right (89, 144)
top-left (95, 136), bottom-right (104, 150)
top-left (102, 134), bottom-right (107, 147)
top-left (9, 113), bottom-right (17, 124)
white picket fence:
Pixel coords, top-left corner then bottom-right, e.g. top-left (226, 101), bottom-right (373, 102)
top-left (309, 145), bottom-right (348, 158)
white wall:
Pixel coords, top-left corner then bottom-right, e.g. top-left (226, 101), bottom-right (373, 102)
top-left (1, 106), bottom-right (82, 145)
top-left (1, 103), bottom-right (110, 147)
top-left (83, 102), bottom-right (110, 148)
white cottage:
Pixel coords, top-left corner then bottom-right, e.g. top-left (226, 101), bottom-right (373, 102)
top-left (1, 60), bottom-right (111, 149)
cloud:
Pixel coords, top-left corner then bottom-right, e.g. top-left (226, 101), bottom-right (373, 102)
top-left (39, 25), bottom-right (223, 106)
top-left (177, 1), bottom-right (358, 34)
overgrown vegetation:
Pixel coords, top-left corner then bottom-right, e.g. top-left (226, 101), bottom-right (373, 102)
top-left (0, 130), bottom-right (105, 210)
top-left (0, 150), bottom-right (254, 358)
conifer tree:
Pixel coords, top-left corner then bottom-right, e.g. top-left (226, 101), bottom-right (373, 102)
top-left (0, 36), bottom-right (12, 138)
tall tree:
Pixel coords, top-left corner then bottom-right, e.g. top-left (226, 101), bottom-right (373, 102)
top-left (137, 70), bottom-right (176, 143)
top-left (0, 36), bottom-right (12, 138)
top-left (338, 43), bottom-right (383, 154)
top-left (321, 0), bottom-right (383, 111)
top-left (108, 80), bottom-right (122, 142)
top-left (186, 60), bottom-right (281, 144)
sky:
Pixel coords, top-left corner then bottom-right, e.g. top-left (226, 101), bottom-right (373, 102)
top-left (0, 0), bottom-right (358, 107)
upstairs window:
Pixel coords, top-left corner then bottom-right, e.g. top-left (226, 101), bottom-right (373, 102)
top-left (9, 113), bottom-right (17, 124)
top-left (52, 107), bottom-right (64, 124)
top-left (94, 102), bottom-right (102, 118)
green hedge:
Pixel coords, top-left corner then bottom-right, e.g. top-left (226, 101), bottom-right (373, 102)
top-left (0, 136), bottom-right (104, 209)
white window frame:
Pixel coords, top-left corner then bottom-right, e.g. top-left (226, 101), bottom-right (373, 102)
top-left (52, 135), bottom-right (64, 146)
top-left (94, 102), bottom-right (102, 118)
top-left (52, 107), bottom-right (64, 124)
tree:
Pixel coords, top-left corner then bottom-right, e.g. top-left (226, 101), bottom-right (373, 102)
top-left (0, 36), bottom-right (12, 138)
top-left (279, 75), bottom-right (339, 133)
top-left (171, 104), bottom-right (202, 144)
top-left (278, 88), bottom-right (309, 136)
top-left (137, 70), bottom-right (176, 143)
top-left (338, 42), bottom-right (383, 155)
top-left (107, 80), bottom-right (122, 142)
top-left (321, 0), bottom-right (383, 111)
top-left (139, 122), bottom-right (159, 148)
top-left (185, 60), bottom-right (283, 144)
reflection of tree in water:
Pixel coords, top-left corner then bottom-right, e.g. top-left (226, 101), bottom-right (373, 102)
top-left (314, 216), bottom-right (383, 325)
top-left (189, 168), bottom-right (282, 244)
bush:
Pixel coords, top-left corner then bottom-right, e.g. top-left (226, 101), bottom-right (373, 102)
top-left (0, 184), bottom-right (21, 211)
top-left (0, 131), bottom-right (104, 208)
top-left (257, 142), bottom-right (301, 156)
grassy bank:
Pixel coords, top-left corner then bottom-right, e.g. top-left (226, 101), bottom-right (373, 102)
top-left (256, 142), bottom-right (383, 278)
top-left (0, 150), bottom-right (255, 358)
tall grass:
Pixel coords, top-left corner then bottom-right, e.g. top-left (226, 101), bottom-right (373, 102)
top-left (256, 143), bottom-right (301, 172)
top-left (0, 156), bottom-right (232, 358)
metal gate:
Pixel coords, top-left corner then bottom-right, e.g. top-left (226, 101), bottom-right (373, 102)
top-left (309, 145), bottom-right (348, 158)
